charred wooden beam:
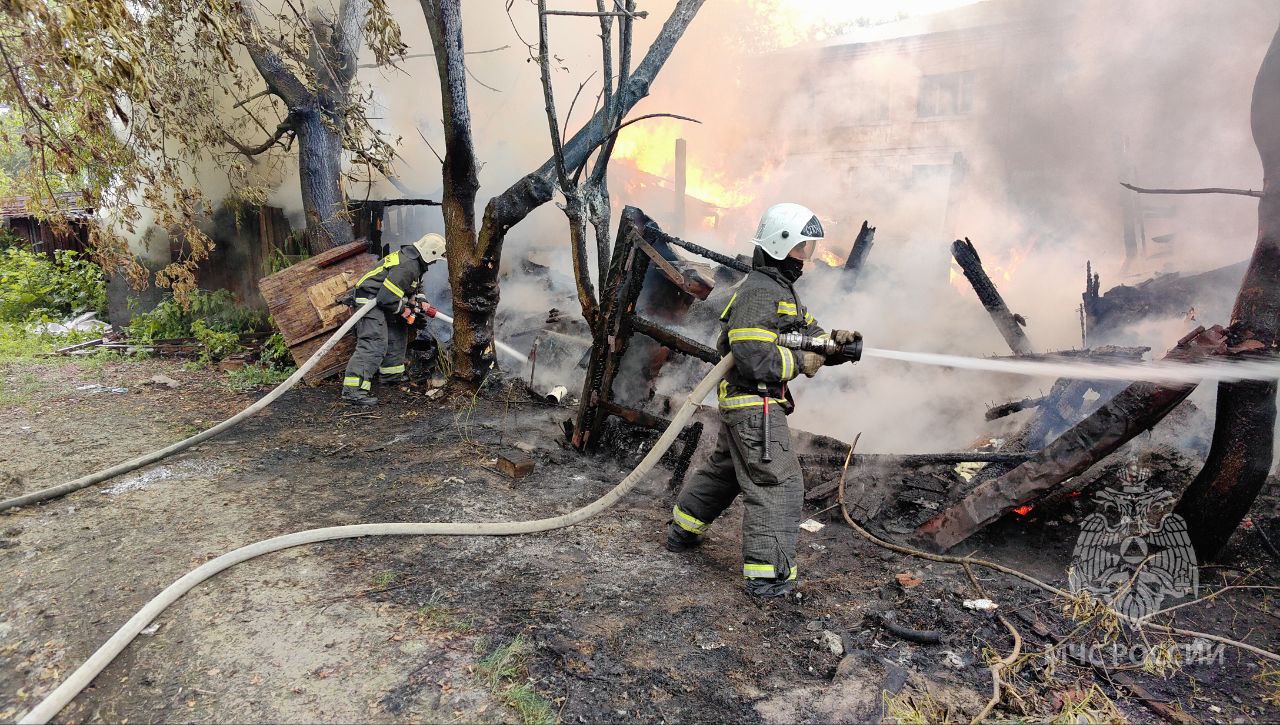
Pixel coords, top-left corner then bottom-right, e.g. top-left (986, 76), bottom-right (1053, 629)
top-left (1173, 22), bottom-right (1280, 560)
top-left (917, 325), bottom-right (1228, 552)
top-left (648, 223), bottom-right (752, 274)
top-left (601, 400), bottom-right (670, 431)
top-left (669, 420), bottom-right (703, 490)
top-left (630, 315), bottom-right (718, 362)
top-left (952, 237), bottom-right (1033, 355)
top-left (632, 232), bottom-right (713, 300)
top-left (985, 397), bottom-right (1046, 421)
top-left (843, 220), bottom-right (875, 282)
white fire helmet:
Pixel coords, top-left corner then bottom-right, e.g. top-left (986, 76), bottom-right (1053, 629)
top-left (412, 233), bottom-right (446, 264)
top-left (751, 203), bottom-right (824, 260)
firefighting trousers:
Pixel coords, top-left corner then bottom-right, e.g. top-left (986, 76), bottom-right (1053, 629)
top-left (343, 306), bottom-right (411, 394)
top-left (671, 408), bottom-right (804, 582)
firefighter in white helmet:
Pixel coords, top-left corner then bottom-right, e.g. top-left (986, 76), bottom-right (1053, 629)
top-left (341, 233), bottom-right (446, 405)
top-left (667, 203), bottom-right (859, 596)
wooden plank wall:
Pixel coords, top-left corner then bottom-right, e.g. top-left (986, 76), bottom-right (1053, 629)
top-left (259, 240), bottom-right (378, 383)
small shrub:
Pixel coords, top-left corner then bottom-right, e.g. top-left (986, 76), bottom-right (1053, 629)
top-left (259, 331), bottom-right (292, 368)
top-left (127, 289), bottom-right (267, 343)
top-left (0, 247), bottom-right (106, 323)
top-left (223, 363), bottom-right (293, 391)
top-left (191, 319), bottom-right (244, 363)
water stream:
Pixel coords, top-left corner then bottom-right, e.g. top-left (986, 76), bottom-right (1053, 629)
top-left (862, 347), bottom-right (1280, 384)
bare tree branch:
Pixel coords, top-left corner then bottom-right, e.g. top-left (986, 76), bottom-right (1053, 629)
top-left (538, 0), bottom-right (598, 325)
top-left (464, 62), bottom-right (502, 92)
top-left (416, 126), bottom-right (445, 164)
top-left (600, 112), bottom-right (700, 146)
top-left (232, 88), bottom-right (273, 109)
top-left (1120, 181), bottom-right (1263, 198)
top-left (542, 9), bottom-right (648, 18)
top-left (225, 122), bottom-right (295, 158)
top-left (563, 70), bottom-right (599, 138)
top-left (358, 44), bottom-right (509, 68)
top-left (234, 1), bottom-right (312, 106)
top-left (537, 0), bottom-right (569, 188)
top-left (330, 0), bottom-right (371, 90)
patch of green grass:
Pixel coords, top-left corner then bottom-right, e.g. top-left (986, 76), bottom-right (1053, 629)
top-left (0, 368), bottom-right (41, 406)
top-left (416, 591), bottom-right (474, 633)
top-left (0, 323), bottom-right (119, 371)
top-left (223, 363), bottom-right (293, 392)
top-left (0, 322), bottom-right (56, 361)
top-left (371, 570), bottom-right (399, 589)
top-left (475, 635), bottom-right (556, 725)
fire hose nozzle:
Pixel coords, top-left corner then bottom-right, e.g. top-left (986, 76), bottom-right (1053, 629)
top-left (777, 331), bottom-right (863, 363)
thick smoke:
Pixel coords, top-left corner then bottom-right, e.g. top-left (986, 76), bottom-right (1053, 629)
top-left (605, 0), bottom-right (1276, 452)
top-left (238, 1), bottom-right (1274, 453)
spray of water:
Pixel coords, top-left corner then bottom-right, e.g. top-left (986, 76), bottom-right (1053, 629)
top-left (862, 347), bottom-right (1280, 385)
top-left (432, 311), bottom-right (530, 365)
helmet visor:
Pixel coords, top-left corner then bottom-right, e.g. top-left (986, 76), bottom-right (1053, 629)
top-left (790, 238), bottom-right (816, 261)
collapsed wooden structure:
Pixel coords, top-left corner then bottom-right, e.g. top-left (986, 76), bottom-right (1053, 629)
top-left (258, 240), bottom-right (378, 383)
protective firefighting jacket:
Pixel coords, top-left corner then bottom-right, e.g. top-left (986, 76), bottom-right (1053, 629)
top-left (716, 266), bottom-right (826, 414)
top-left (352, 247), bottom-right (427, 313)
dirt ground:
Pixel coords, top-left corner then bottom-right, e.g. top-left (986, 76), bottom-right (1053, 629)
top-left (2, 354), bottom-right (1279, 723)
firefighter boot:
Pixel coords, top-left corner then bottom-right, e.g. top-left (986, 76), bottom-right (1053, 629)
top-left (745, 576), bottom-right (794, 598)
top-left (341, 387), bottom-right (379, 406)
top-left (665, 522), bottom-right (703, 552)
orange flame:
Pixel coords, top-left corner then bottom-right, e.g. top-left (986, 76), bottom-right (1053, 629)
top-left (816, 249), bottom-right (842, 267)
top-left (949, 245), bottom-right (1031, 294)
top-left (612, 121), bottom-right (754, 209)
top-left (1012, 504), bottom-right (1033, 516)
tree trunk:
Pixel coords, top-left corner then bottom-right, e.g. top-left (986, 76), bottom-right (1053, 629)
top-left (237, 0), bottom-right (365, 255)
top-left (1173, 22), bottom-right (1280, 559)
top-left (422, 0), bottom-right (485, 378)
top-left (445, 0), bottom-right (705, 381)
top-left (295, 108), bottom-right (353, 252)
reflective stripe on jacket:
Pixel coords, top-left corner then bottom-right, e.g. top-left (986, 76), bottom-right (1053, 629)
top-left (355, 248), bottom-right (427, 312)
top-left (716, 268), bottom-right (826, 412)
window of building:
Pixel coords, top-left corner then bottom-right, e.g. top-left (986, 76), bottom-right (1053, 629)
top-left (916, 71), bottom-right (975, 118)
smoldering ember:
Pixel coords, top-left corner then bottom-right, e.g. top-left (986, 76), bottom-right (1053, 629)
top-left (4, 1), bottom-right (1280, 723)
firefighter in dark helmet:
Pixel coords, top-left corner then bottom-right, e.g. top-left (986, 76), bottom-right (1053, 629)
top-left (666, 203), bottom-right (859, 597)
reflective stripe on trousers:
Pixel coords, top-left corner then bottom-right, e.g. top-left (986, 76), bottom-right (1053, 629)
top-left (671, 505), bottom-right (708, 535)
top-left (743, 563), bottom-right (797, 580)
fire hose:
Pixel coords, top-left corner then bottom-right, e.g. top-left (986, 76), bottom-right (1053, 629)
top-left (0, 300), bottom-right (382, 514)
top-left (18, 354), bottom-right (735, 724)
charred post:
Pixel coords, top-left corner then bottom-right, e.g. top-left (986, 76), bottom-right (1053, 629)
top-left (952, 237), bottom-right (1034, 355)
top-left (572, 206), bottom-right (654, 450)
top-left (654, 226), bottom-right (753, 274)
top-left (843, 220), bottom-right (876, 283)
